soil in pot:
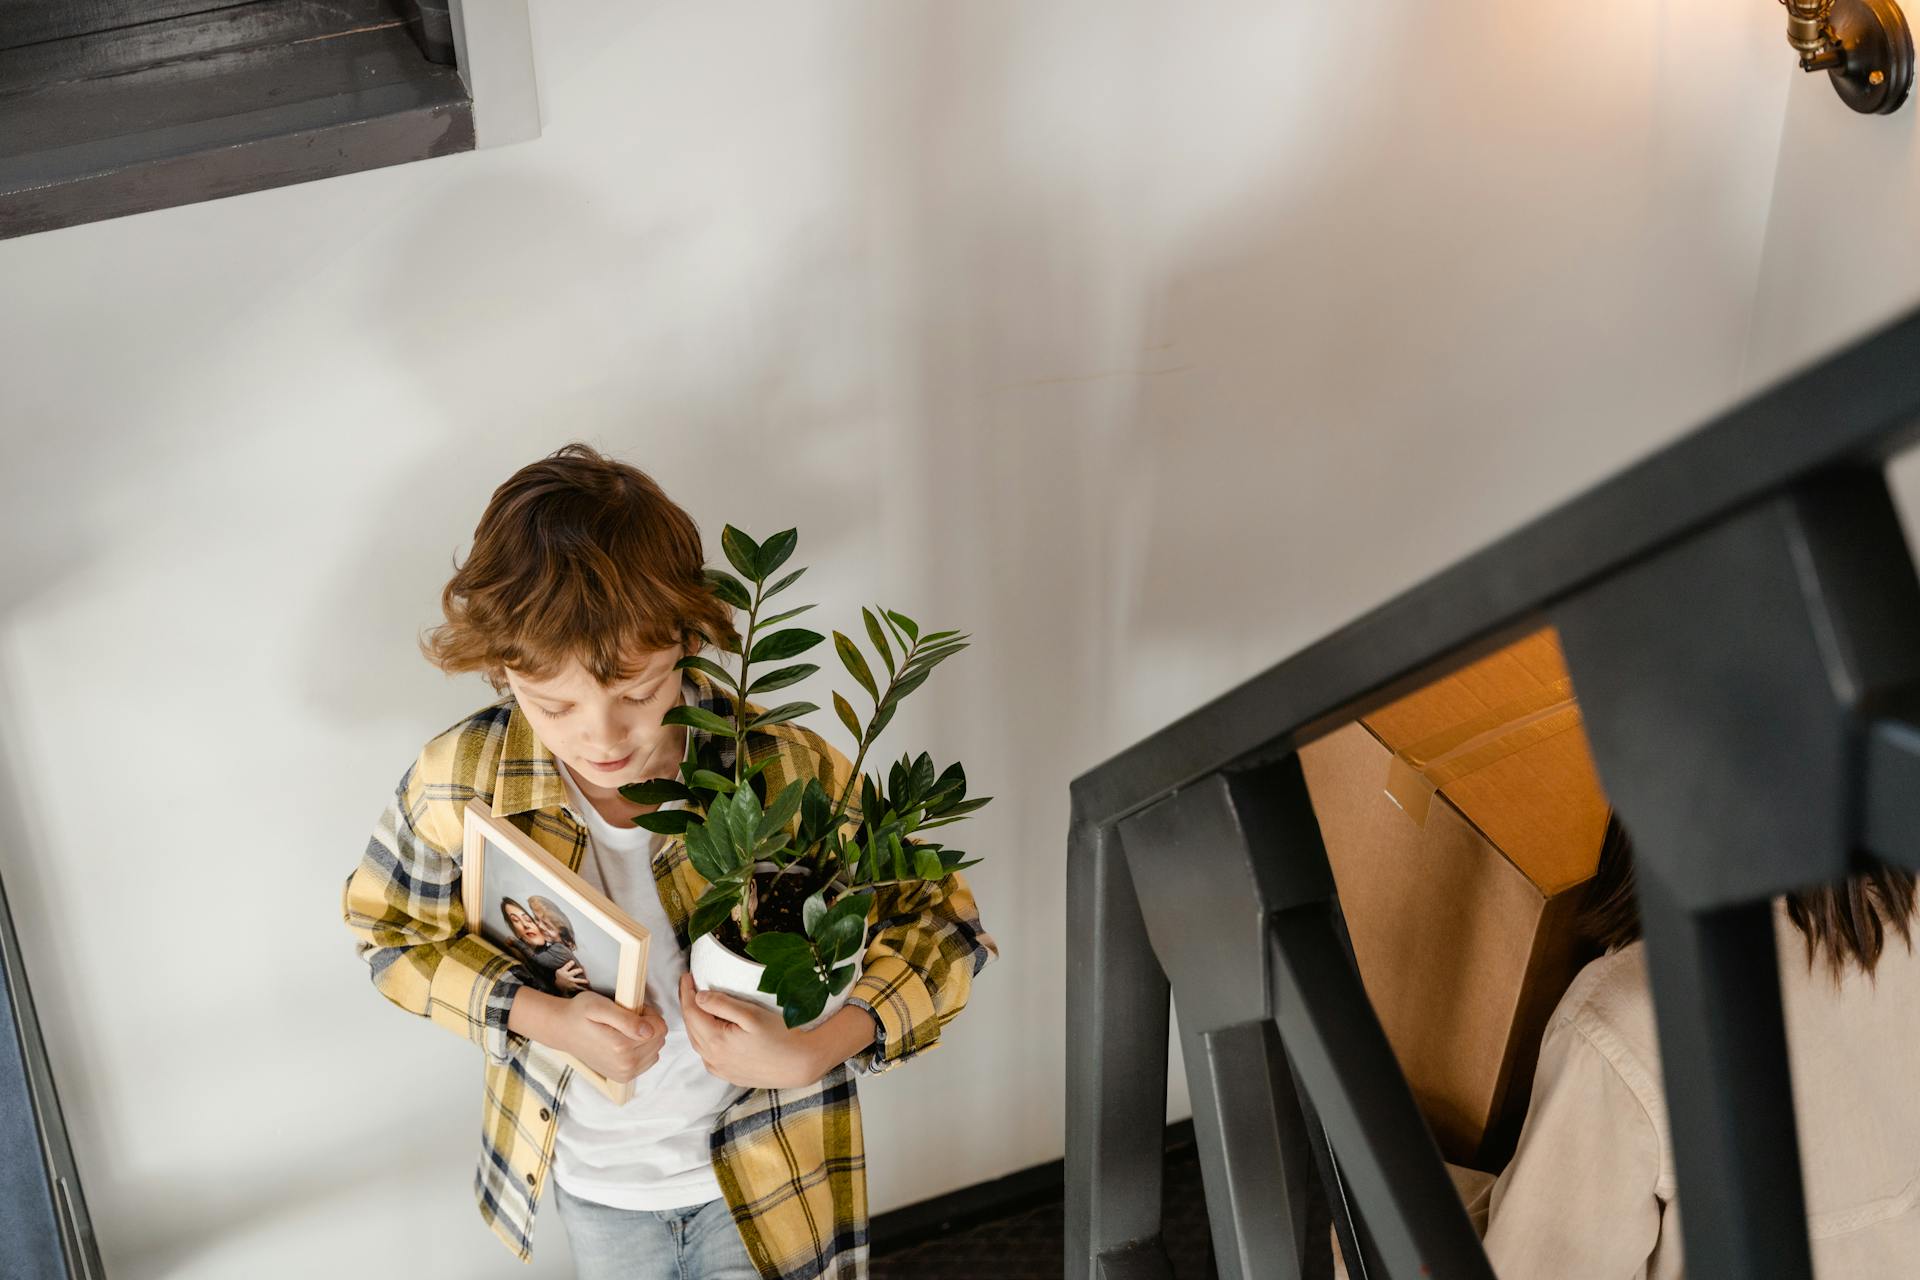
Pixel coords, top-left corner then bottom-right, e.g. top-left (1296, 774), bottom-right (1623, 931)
top-left (713, 867), bottom-right (834, 956)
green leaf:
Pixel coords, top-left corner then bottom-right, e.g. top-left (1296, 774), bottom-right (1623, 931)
top-left (747, 663), bottom-right (818, 695)
top-left (749, 629), bottom-right (825, 663)
top-left (756, 528), bottom-right (798, 579)
top-left (689, 769), bottom-right (737, 794)
top-left (800, 778), bottom-right (833, 840)
top-left (721, 526), bottom-right (763, 582)
top-left (753, 835), bottom-right (797, 864)
top-left (864, 700), bottom-right (898, 743)
top-left (906, 640), bottom-right (967, 671)
top-left (662, 704), bottom-right (739, 737)
top-left (758, 603), bottom-right (816, 628)
top-left (689, 886), bottom-right (740, 941)
top-left (728, 785), bottom-right (764, 857)
top-left (828, 963), bottom-right (857, 996)
top-left (684, 823), bottom-right (739, 883)
top-left (834, 632), bottom-right (878, 701)
top-left (914, 844), bottom-right (946, 881)
top-left (746, 931), bottom-right (813, 966)
top-left (909, 753), bottom-right (935, 800)
top-left (917, 800), bottom-right (991, 830)
top-left (704, 569), bottom-right (752, 611)
top-left (757, 780), bottom-right (806, 842)
top-left (748, 702), bottom-right (816, 731)
top-left (675, 654), bottom-right (741, 690)
top-left (765, 567), bottom-right (807, 597)
top-left (619, 778), bottom-right (693, 805)
top-left (859, 607), bottom-right (895, 679)
top-left (886, 610), bottom-right (920, 643)
top-left (879, 667), bottom-right (932, 710)
top-left (757, 959), bottom-right (799, 997)
top-left (631, 808), bottom-right (693, 835)
top-left (780, 974), bottom-right (830, 1029)
top-left (802, 888), bottom-right (829, 936)
top-left (833, 691), bottom-right (862, 743)
top-left (816, 894), bottom-right (871, 961)
top-left (703, 787), bottom-right (739, 853)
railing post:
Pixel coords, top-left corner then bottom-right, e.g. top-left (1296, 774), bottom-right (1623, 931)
top-left (1065, 804), bottom-right (1174, 1280)
top-left (1552, 466), bottom-right (1920, 1279)
top-left (1119, 761), bottom-right (1326, 1280)
top-left (1119, 757), bottom-right (1490, 1280)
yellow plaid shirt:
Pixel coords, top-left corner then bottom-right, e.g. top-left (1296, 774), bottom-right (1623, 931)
top-left (342, 667), bottom-right (996, 1277)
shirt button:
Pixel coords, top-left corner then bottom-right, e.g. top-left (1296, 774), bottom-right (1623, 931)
top-left (539, 1107), bottom-right (551, 1122)
top-left (525, 1173), bottom-right (536, 1187)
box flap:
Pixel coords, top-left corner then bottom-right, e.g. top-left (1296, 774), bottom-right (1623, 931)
top-left (1362, 629), bottom-right (1608, 894)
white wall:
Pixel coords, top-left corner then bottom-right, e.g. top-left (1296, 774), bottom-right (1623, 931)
top-left (1743, 44), bottom-right (1920, 387)
top-left (0, 2), bottom-right (1809, 1276)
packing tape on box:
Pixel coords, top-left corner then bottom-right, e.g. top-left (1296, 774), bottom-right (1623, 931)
top-left (1383, 678), bottom-right (1581, 826)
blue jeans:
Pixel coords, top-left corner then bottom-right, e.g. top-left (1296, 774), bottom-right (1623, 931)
top-left (553, 1183), bottom-right (760, 1280)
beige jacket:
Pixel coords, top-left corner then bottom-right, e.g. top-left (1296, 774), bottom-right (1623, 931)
top-left (1470, 902), bottom-right (1920, 1278)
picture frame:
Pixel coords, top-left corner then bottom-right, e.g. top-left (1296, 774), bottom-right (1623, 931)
top-left (461, 798), bottom-right (651, 1103)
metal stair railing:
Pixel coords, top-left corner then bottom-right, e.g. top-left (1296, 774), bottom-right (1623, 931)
top-left (0, 865), bottom-right (102, 1279)
top-left (1066, 304), bottom-right (1920, 1280)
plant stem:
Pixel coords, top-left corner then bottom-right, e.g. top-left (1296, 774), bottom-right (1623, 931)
top-left (824, 630), bottom-right (918, 840)
top-left (734, 579), bottom-right (762, 791)
top-left (730, 577), bottom-right (763, 940)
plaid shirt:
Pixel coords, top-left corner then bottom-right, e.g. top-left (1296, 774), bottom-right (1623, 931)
top-left (342, 667), bottom-right (997, 1276)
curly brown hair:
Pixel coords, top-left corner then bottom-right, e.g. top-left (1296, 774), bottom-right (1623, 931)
top-left (422, 443), bottom-right (739, 691)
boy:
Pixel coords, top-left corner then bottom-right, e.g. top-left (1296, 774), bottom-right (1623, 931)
top-left (342, 444), bottom-right (996, 1279)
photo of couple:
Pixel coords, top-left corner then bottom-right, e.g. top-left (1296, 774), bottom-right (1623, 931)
top-left (501, 895), bottom-right (590, 995)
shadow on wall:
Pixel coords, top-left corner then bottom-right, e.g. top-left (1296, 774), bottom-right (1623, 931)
top-left (861, 0), bottom-right (1786, 1183)
top-left (299, 169), bottom-right (883, 732)
top-left (1112, 0), bottom-right (1779, 681)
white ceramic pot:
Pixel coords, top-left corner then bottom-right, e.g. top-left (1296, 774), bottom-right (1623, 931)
top-left (688, 931), bottom-right (863, 1032)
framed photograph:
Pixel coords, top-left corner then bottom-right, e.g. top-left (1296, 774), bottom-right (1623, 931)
top-left (461, 798), bottom-right (651, 1103)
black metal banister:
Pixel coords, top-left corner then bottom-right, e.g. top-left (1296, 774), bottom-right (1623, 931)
top-left (1069, 301), bottom-right (1920, 1280)
top-left (1072, 305), bottom-right (1920, 831)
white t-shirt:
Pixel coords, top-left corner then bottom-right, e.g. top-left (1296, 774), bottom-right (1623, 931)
top-left (549, 696), bottom-right (744, 1210)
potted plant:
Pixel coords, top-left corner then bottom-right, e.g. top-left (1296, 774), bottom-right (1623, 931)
top-left (616, 526), bottom-right (990, 1029)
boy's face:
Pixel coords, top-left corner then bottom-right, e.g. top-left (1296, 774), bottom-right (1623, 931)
top-left (504, 642), bottom-right (690, 794)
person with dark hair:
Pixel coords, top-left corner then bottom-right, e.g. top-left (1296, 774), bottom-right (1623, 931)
top-left (1469, 813), bottom-right (1920, 1276)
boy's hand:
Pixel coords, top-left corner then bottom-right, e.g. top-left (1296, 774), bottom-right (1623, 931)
top-left (678, 972), bottom-right (877, 1089)
top-left (512, 987), bottom-right (665, 1082)
top-left (566, 993), bottom-right (667, 1082)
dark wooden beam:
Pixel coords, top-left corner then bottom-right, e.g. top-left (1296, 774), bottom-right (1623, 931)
top-left (0, 0), bottom-right (473, 239)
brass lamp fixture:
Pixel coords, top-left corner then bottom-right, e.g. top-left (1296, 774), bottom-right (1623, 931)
top-left (1783, 0), bottom-right (1912, 113)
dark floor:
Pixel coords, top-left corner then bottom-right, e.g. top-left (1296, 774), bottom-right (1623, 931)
top-left (871, 1141), bottom-right (1216, 1279)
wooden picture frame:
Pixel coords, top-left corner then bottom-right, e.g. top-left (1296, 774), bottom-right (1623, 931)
top-left (461, 798), bottom-right (651, 1103)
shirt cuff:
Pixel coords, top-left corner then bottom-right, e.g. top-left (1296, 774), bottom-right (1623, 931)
top-left (843, 955), bottom-right (938, 1075)
top-left (484, 964), bottom-right (532, 1064)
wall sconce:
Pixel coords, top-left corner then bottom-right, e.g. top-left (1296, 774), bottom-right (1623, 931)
top-left (1784, 0), bottom-right (1912, 113)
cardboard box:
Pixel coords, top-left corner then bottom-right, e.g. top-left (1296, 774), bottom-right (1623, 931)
top-left (1298, 628), bottom-right (1609, 1170)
